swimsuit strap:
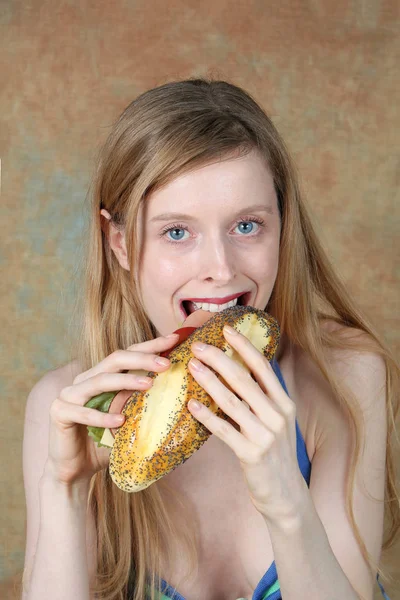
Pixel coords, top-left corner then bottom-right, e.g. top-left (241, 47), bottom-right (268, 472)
top-left (270, 357), bottom-right (312, 485)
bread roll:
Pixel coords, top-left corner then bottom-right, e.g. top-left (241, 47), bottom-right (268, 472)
top-left (109, 305), bottom-right (280, 492)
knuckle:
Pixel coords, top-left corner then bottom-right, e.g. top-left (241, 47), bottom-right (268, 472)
top-left (233, 369), bottom-right (252, 385)
top-left (93, 372), bottom-right (109, 387)
top-left (285, 401), bottom-right (296, 418)
top-left (50, 398), bottom-right (63, 420)
top-left (257, 357), bottom-right (269, 373)
top-left (111, 349), bottom-right (125, 364)
top-left (237, 450), bottom-right (248, 463)
top-left (228, 370), bottom-right (250, 391)
top-left (217, 419), bottom-right (232, 437)
top-left (73, 373), bottom-right (84, 385)
top-left (273, 414), bottom-right (286, 433)
top-left (59, 385), bottom-right (73, 400)
top-left (252, 447), bottom-right (265, 463)
top-left (79, 409), bottom-right (93, 426)
top-left (225, 392), bottom-right (240, 409)
top-left (126, 343), bottom-right (138, 350)
top-left (240, 446), bottom-right (260, 465)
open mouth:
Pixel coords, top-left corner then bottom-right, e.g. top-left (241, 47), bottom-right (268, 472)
top-left (180, 292), bottom-right (251, 319)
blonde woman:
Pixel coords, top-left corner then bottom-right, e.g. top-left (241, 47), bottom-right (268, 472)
top-left (22, 78), bottom-right (399, 600)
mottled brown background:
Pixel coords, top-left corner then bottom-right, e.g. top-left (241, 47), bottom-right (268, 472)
top-left (1, 0), bottom-right (399, 598)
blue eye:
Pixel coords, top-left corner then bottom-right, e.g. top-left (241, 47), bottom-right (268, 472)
top-left (237, 222), bottom-right (255, 234)
top-left (166, 227), bottom-right (188, 242)
top-left (160, 218), bottom-right (266, 244)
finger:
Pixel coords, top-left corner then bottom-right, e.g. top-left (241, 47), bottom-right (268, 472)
top-left (188, 359), bottom-right (269, 437)
top-left (190, 345), bottom-right (280, 427)
top-left (126, 333), bottom-right (179, 351)
top-left (187, 398), bottom-right (255, 461)
top-left (74, 349), bottom-right (172, 384)
top-left (50, 397), bottom-right (126, 430)
top-left (221, 330), bottom-right (295, 416)
top-left (60, 372), bottom-right (153, 406)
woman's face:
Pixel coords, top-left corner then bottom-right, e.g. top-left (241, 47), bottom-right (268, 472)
top-left (138, 150), bottom-right (281, 337)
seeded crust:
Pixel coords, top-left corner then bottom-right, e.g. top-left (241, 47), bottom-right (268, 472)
top-left (109, 305), bottom-right (280, 493)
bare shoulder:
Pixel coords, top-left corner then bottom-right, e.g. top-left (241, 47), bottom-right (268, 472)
top-left (290, 322), bottom-right (388, 597)
top-left (288, 320), bottom-right (386, 459)
top-left (25, 359), bottom-right (83, 424)
top-left (301, 318), bottom-right (385, 377)
top-left (317, 319), bottom-right (386, 408)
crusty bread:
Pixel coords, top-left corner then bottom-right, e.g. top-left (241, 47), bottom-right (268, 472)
top-left (109, 305), bottom-right (280, 492)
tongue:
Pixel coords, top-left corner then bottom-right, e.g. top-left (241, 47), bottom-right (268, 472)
top-left (182, 308), bottom-right (214, 329)
top-left (159, 309), bottom-right (214, 358)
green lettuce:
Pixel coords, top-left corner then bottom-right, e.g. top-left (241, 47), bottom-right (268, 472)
top-left (84, 391), bottom-right (118, 448)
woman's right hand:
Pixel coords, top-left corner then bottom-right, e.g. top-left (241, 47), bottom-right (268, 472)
top-left (45, 334), bottom-right (179, 486)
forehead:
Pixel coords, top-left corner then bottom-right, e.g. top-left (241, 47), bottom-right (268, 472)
top-left (144, 151), bottom-right (277, 220)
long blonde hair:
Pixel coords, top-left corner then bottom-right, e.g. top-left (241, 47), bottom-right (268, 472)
top-left (69, 77), bottom-right (399, 599)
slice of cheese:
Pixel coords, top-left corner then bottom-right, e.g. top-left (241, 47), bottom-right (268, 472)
top-left (100, 427), bottom-right (115, 448)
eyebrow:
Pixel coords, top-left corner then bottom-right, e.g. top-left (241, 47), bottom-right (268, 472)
top-left (149, 203), bottom-right (275, 223)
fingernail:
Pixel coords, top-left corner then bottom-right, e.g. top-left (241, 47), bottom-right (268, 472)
top-left (192, 342), bottom-right (207, 351)
top-left (114, 414), bottom-right (125, 423)
top-left (189, 358), bottom-right (204, 371)
top-left (166, 333), bottom-right (179, 338)
top-left (137, 377), bottom-right (153, 384)
top-left (224, 325), bottom-right (238, 335)
top-left (188, 399), bottom-right (201, 411)
top-left (155, 356), bottom-right (170, 366)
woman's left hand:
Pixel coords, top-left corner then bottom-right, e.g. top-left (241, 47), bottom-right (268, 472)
top-left (187, 325), bottom-right (308, 526)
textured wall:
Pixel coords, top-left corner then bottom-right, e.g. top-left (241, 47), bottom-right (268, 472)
top-left (1, 0), bottom-right (399, 598)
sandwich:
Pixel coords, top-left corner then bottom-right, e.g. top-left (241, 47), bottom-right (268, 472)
top-left (85, 304), bottom-right (280, 492)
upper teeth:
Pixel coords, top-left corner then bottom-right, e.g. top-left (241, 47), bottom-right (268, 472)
top-left (192, 297), bottom-right (239, 312)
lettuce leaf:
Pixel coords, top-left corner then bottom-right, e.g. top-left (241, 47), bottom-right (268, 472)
top-left (84, 391), bottom-right (118, 448)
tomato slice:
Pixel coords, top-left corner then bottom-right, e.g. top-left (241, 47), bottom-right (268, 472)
top-left (159, 326), bottom-right (197, 358)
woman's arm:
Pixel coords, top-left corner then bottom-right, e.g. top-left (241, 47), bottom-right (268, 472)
top-left (22, 367), bottom-right (97, 600)
top-left (262, 345), bottom-right (387, 600)
top-left (25, 471), bottom-right (92, 600)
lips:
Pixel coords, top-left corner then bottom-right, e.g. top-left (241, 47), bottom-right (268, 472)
top-left (179, 291), bottom-right (251, 320)
top-left (182, 292), bottom-right (245, 304)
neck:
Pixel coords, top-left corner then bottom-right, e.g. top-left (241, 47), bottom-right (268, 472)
top-left (274, 330), bottom-right (291, 364)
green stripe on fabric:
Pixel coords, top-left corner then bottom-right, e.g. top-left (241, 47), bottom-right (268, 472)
top-left (261, 578), bottom-right (280, 599)
top-left (145, 579), bottom-right (281, 600)
top-left (144, 582), bottom-right (187, 600)
top-left (145, 582), bottom-right (171, 600)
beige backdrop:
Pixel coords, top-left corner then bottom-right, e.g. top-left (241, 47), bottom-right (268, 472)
top-left (1, 0), bottom-right (399, 598)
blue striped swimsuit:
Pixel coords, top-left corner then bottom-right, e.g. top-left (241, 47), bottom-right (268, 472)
top-left (147, 358), bottom-right (391, 600)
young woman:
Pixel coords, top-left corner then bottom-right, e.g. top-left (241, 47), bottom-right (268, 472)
top-left (22, 78), bottom-right (399, 600)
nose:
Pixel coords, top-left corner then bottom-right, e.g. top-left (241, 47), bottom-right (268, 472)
top-left (196, 235), bottom-right (237, 283)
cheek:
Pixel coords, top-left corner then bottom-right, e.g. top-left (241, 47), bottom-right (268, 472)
top-left (258, 263), bottom-right (279, 289)
top-left (140, 249), bottom-right (185, 289)
top-left (251, 243), bottom-right (279, 278)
